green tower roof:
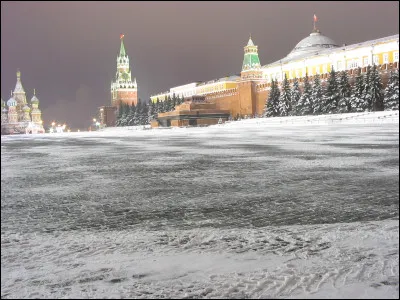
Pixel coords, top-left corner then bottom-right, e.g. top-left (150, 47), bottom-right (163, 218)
top-left (242, 37), bottom-right (261, 71)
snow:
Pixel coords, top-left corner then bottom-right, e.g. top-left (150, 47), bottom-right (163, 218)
top-left (1, 111), bottom-right (399, 299)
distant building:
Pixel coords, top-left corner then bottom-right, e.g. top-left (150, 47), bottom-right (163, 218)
top-left (1, 70), bottom-right (45, 135)
top-left (111, 34), bottom-right (138, 108)
top-left (150, 19), bottom-right (399, 123)
top-left (98, 105), bottom-right (116, 127)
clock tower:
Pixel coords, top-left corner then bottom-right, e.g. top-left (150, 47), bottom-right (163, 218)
top-left (111, 34), bottom-right (138, 107)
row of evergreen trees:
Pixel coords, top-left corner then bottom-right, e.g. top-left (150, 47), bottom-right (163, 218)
top-left (264, 66), bottom-right (399, 117)
top-left (116, 93), bottom-right (185, 126)
top-left (116, 66), bottom-right (398, 126)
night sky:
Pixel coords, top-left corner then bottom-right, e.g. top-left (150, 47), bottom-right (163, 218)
top-left (1, 1), bottom-right (398, 129)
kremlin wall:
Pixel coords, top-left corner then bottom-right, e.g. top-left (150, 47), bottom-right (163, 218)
top-left (103, 19), bottom-right (399, 128)
top-left (146, 22), bottom-right (398, 126)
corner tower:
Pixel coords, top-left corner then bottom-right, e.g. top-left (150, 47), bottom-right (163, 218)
top-left (241, 36), bottom-right (262, 80)
top-left (111, 34), bottom-right (138, 107)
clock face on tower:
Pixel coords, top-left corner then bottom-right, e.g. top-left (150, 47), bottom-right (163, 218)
top-left (122, 72), bottom-right (129, 81)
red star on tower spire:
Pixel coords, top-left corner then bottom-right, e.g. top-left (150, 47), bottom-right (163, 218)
top-left (120, 34), bottom-right (125, 40)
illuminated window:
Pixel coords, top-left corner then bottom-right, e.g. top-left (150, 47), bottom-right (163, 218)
top-left (383, 53), bottom-right (389, 64)
top-left (394, 51), bottom-right (399, 62)
top-left (323, 65), bottom-right (327, 74)
top-left (337, 61), bottom-right (343, 71)
top-left (363, 57), bottom-right (369, 66)
top-left (373, 55), bottom-right (379, 65)
top-left (296, 70), bottom-right (300, 78)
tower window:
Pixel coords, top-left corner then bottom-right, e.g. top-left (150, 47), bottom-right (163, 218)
top-left (363, 57), bottom-right (369, 66)
top-left (394, 51), bottom-right (399, 62)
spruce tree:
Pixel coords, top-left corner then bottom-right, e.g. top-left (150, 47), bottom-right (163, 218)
top-left (350, 67), bottom-right (365, 112)
top-left (290, 78), bottom-right (301, 116)
top-left (116, 102), bottom-right (123, 126)
top-left (298, 73), bottom-right (313, 115)
top-left (323, 68), bottom-right (340, 114)
top-left (148, 100), bottom-right (154, 123)
top-left (369, 64), bottom-right (384, 111)
top-left (337, 71), bottom-right (352, 113)
top-left (264, 79), bottom-right (280, 117)
top-left (384, 69), bottom-right (399, 111)
top-left (311, 74), bottom-right (323, 115)
top-left (165, 95), bottom-right (172, 112)
top-left (141, 101), bottom-right (149, 125)
top-left (159, 98), bottom-right (166, 113)
top-left (278, 74), bottom-right (292, 116)
top-left (361, 66), bottom-right (372, 111)
top-left (155, 98), bottom-right (160, 115)
top-left (127, 103), bottom-right (136, 126)
top-left (172, 93), bottom-right (177, 110)
top-left (133, 100), bottom-right (141, 126)
top-left (120, 103), bottom-right (129, 126)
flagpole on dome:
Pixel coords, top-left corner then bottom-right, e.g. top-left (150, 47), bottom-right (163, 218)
top-left (313, 14), bottom-right (318, 32)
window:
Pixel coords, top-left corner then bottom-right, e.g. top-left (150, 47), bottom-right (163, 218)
top-left (348, 60), bottom-right (359, 69)
top-left (383, 53), bottom-right (389, 64)
top-left (373, 55), bottom-right (379, 65)
top-left (337, 61), bottom-right (343, 71)
top-left (296, 70), bottom-right (300, 78)
top-left (394, 51), bottom-right (399, 62)
top-left (363, 57), bottom-right (369, 66)
top-left (323, 65), bottom-right (327, 74)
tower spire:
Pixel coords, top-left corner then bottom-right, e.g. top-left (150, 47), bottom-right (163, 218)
top-left (119, 34), bottom-right (126, 57)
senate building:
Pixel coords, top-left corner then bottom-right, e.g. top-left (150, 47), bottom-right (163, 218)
top-left (149, 19), bottom-right (399, 127)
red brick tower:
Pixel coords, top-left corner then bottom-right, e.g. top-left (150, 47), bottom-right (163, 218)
top-left (111, 34), bottom-right (138, 108)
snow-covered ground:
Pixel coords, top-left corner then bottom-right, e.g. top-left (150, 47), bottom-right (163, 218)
top-left (1, 111), bottom-right (399, 299)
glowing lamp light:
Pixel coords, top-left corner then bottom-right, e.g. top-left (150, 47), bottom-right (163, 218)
top-left (51, 122), bottom-right (55, 126)
top-left (93, 118), bottom-right (97, 122)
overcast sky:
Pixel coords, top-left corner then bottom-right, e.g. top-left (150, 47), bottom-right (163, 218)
top-left (1, 1), bottom-right (398, 129)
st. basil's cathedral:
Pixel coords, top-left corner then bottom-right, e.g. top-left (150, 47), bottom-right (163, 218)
top-left (1, 70), bottom-right (45, 135)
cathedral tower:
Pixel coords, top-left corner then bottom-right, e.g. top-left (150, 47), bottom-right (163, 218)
top-left (13, 70), bottom-right (28, 122)
top-left (30, 89), bottom-right (43, 125)
top-left (111, 34), bottom-right (138, 107)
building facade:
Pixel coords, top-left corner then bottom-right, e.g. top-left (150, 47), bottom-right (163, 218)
top-left (150, 21), bottom-right (399, 123)
top-left (111, 34), bottom-right (138, 108)
top-left (1, 70), bottom-right (45, 135)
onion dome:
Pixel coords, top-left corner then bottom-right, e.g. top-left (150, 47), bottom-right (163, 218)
top-left (7, 96), bottom-right (17, 107)
top-left (286, 29), bottom-right (338, 59)
top-left (23, 104), bottom-right (30, 112)
top-left (31, 89), bottom-right (39, 103)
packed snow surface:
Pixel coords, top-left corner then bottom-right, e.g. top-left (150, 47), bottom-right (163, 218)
top-left (1, 111), bottom-right (399, 298)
